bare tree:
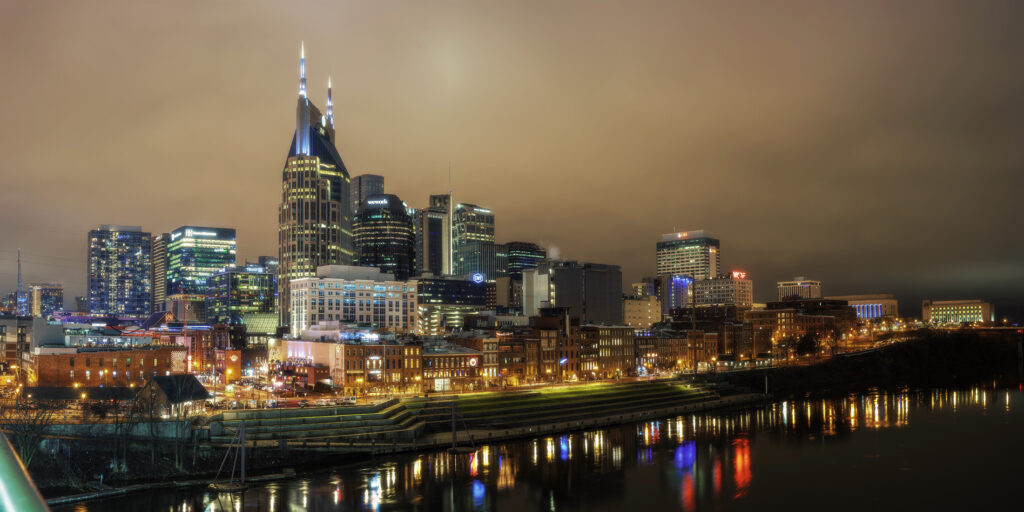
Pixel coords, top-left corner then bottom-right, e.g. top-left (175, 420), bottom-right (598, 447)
top-left (0, 396), bottom-right (60, 468)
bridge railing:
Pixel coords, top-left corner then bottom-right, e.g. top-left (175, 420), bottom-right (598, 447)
top-left (0, 432), bottom-right (49, 511)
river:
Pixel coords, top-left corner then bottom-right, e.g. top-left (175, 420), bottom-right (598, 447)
top-left (56, 386), bottom-right (1023, 511)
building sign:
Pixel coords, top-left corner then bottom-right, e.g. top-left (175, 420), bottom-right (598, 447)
top-left (471, 273), bottom-right (485, 284)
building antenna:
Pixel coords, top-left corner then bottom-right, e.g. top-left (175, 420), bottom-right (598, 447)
top-left (16, 248), bottom-right (23, 315)
top-left (448, 160), bottom-right (452, 195)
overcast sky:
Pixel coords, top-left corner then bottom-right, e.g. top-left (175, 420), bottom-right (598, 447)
top-left (1, 0), bottom-right (1021, 317)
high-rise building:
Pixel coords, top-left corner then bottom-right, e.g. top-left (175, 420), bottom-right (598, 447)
top-left (416, 276), bottom-right (487, 335)
top-left (454, 241), bottom-right (507, 279)
top-left (624, 295), bottom-right (661, 330)
top-left (694, 271), bottom-right (754, 307)
top-left (256, 256), bottom-right (280, 314)
top-left (289, 265), bottom-right (418, 337)
top-left (15, 249), bottom-right (27, 316)
top-left (87, 225), bottom-right (151, 318)
top-left (505, 241), bottom-right (546, 280)
top-left (279, 44), bottom-right (355, 327)
top-left (353, 194), bottom-right (416, 280)
top-left (660, 274), bottom-right (693, 314)
top-left (421, 195), bottom-right (453, 276)
top-left (453, 203), bottom-right (495, 257)
top-left (74, 296), bottom-right (88, 313)
top-left (205, 263), bottom-right (276, 324)
top-left (631, 278), bottom-right (657, 297)
top-left (166, 226), bottom-right (237, 295)
top-left (28, 283), bottom-right (63, 317)
top-left (350, 174), bottom-right (384, 216)
top-left (523, 260), bottom-right (623, 325)
top-left (656, 230), bottom-right (720, 281)
top-left (150, 233), bottom-right (169, 312)
top-left (777, 276), bottom-right (821, 300)
top-left (407, 207), bottom-right (423, 276)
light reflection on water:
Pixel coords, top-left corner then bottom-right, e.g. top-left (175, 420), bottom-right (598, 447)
top-left (60, 386), bottom-right (1022, 512)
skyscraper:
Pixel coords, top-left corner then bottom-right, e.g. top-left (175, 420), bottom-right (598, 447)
top-left (166, 226), bottom-right (237, 295)
top-left (353, 194), bottom-right (416, 280)
top-left (523, 260), bottom-right (624, 325)
top-left (454, 241), bottom-right (507, 279)
top-left (350, 174), bottom-right (384, 216)
top-left (453, 203), bottom-right (495, 257)
top-left (421, 194), bottom-right (453, 276)
top-left (28, 283), bottom-right (63, 317)
top-left (656, 230), bottom-right (721, 280)
top-left (87, 225), bottom-right (151, 318)
top-left (279, 43), bottom-right (355, 327)
top-left (150, 232), bottom-right (169, 312)
top-left (205, 263), bottom-right (276, 324)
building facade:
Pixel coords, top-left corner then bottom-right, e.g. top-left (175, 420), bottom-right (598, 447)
top-left (656, 230), bottom-right (720, 280)
top-left (353, 194), bottom-right (416, 280)
top-left (694, 271), bottom-right (754, 307)
top-left (150, 233), bottom-right (169, 312)
top-left (624, 295), bottom-right (661, 330)
top-left (166, 226), bottom-right (237, 295)
top-left (205, 263), bottom-right (276, 324)
top-left (504, 241), bottom-right (546, 280)
top-left (87, 225), bottom-right (151, 318)
top-left (452, 203), bottom-right (495, 259)
top-left (826, 294), bottom-right (899, 320)
top-left (416, 277), bottom-right (487, 335)
top-left (349, 173), bottom-right (384, 216)
top-left (523, 260), bottom-right (624, 325)
top-left (922, 299), bottom-right (993, 324)
top-left (289, 265), bottom-right (418, 337)
top-left (454, 241), bottom-right (507, 279)
top-left (279, 45), bottom-right (355, 327)
top-left (29, 283), bottom-right (63, 317)
top-left (777, 276), bottom-right (822, 300)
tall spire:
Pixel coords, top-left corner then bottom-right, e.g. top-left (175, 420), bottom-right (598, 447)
top-left (298, 41), bottom-right (307, 99)
top-left (326, 76), bottom-right (334, 128)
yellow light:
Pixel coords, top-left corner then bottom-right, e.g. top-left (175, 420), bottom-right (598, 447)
top-left (81, 393), bottom-right (86, 400)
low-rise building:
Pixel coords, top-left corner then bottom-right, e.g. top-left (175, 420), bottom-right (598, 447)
top-left (31, 345), bottom-right (187, 387)
top-left (422, 342), bottom-right (482, 392)
top-left (922, 299), bottom-right (994, 325)
top-left (623, 295), bottom-right (661, 330)
top-left (289, 265), bottom-right (418, 337)
top-left (777, 276), bottom-right (822, 300)
top-left (826, 294), bottom-right (899, 320)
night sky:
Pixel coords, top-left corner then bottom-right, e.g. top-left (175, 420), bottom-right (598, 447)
top-left (1, 1), bottom-right (1022, 318)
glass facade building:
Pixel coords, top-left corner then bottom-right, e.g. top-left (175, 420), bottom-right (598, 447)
top-left (505, 241), bottom-right (546, 280)
top-left (205, 263), bottom-right (276, 324)
top-left (350, 174), bottom-right (384, 216)
top-left (353, 194), bottom-right (416, 280)
top-left (29, 283), bottom-right (63, 317)
top-left (453, 203), bottom-right (495, 258)
top-left (454, 241), bottom-right (507, 280)
top-left (87, 225), bottom-right (151, 318)
top-left (150, 233), bottom-right (169, 312)
top-left (166, 226), bottom-right (237, 295)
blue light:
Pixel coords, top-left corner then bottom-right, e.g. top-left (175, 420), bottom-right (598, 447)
top-left (559, 358), bottom-right (568, 365)
top-left (674, 441), bottom-right (697, 471)
top-left (471, 273), bottom-right (485, 284)
top-left (472, 480), bottom-right (486, 506)
top-left (559, 436), bottom-right (569, 461)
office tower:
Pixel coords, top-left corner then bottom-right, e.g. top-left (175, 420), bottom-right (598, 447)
top-left (350, 174), bottom-right (384, 216)
top-left (416, 276), bottom-right (487, 335)
top-left (656, 230), bottom-right (720, 280)
top-left (205, 263), bottom-right (276, 324)
top-left (279, 44), bottom-right (355, 326)
top-left (422, 194), bottom-right (453, 275)
top-left (505, 241), bottom-right (546, 280)
top-left (352, 194), bottom-right (416, 280)
top-left (660, 274), bottom-right (693, 314)
top-left (452, 203), bottom-right (495, 258)
top-left (694, 271), bottom-right (754, 307)
top-left (777, 276), bottom-right (822, 300)
top-left (523, 260), bottom-right (623, 325)
top-left (166, 226), bottom-right (237, 295)
top-left (150, 232), bottom-right (169, 312)
top-left (87, 225), bottom-right (151, 318)
top-left (454, 241), bottom-right (507, 279)
top-left (408, 207), bottom-right (423, 276)
top-left (74, 296), bottom-right (87, 313)
top-left (29, 283), bottom-right (63, 317)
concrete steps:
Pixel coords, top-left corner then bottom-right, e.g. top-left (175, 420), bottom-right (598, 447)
top-left (208, 399), bottom-right (423, 443)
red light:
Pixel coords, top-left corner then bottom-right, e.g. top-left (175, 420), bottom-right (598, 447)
top-left (731, 271), bottom-right (747, 279)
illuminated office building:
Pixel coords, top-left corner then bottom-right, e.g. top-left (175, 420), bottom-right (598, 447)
top-left (28, 283), bottom-right (63, 317)
top-left (420, 194), bottom-right (453, 276)
top-left (353, 194), bottom-right (416, 280)
top-left (416, 276), bottom-right (487, 334)
top-left (87, 225), bottom-right (151, 318)
top-left (454, 241), bottom-right (507, 279)
top-left (279, 44), bottom-right (355, 326)
top-left (694, 271), bottom-right (754, 307)
top-left (452, 203), bottom-right (494, 260)
top-left (150, 233), bottom-right (169, 312)
top-left (505, 241), bottom-right (545, 280)
top-left (656, 230), bottom-right (720, 280)
top-left (166, 226), bottom-right (237, 295)
top-left (350, 173), bottom-right (384, 216)
top-left (205, 263), bottom-right (276, 324)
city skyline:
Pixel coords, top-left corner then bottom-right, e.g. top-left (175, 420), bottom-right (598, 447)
top-left (1, 1), bottom-right (1022, 318)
